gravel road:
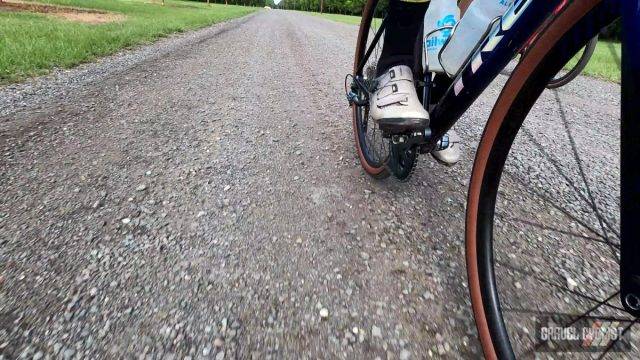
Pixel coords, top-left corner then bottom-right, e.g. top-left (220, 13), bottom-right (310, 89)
top-left (1, 10), bottom-right (636, 359)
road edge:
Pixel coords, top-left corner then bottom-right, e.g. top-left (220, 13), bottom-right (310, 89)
top-left (0, 11), bottom-right (259, 118)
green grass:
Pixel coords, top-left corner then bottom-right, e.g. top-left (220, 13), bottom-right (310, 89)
top-left (309, 12), bottom-right (361, 25)
top-left (567, 40), bottom-right (621, 83)
top-left (0, 0), bottom-right (257, 84)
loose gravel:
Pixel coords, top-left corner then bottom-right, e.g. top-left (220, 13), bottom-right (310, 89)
top-left (1, 10), bottom-right (636, 359)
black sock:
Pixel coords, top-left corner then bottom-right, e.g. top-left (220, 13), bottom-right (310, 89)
top-left (376, 0), bottom-right (429, 77)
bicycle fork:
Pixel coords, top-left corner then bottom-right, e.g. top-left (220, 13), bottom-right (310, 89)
top-left (620, 0), bottom-right (640, 318)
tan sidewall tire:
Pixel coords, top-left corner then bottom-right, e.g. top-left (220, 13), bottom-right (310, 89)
top-left (464, 0), bottom-right (602, 358)
top-left (352, 0), bottom-right (389, 178)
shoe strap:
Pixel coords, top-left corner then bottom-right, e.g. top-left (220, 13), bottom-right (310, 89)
top-left (376, 93), bottom-right (409, 107)
top-left (379, 66), bottom-right (413, 83)
top-left (375, 66), bottom-right (415, 108)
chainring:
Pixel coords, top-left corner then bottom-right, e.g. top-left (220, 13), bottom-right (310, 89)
top-left (387, 142), bottom-right (418, 181)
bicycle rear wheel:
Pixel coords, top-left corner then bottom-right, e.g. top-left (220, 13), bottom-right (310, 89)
top-left (352, 0), bottom-right (390, 179)
top-left (466, 1), bottom-right (637, 358)
top-left (546, 35), bottom-right (599, 89)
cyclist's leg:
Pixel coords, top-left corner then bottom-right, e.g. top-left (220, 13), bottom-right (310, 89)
top-left (370, 0), bottom-right (430, 133)
top-left (376, 0), bottom-right (429, 76)
top-left (374, 0), bottom-right (461, 164)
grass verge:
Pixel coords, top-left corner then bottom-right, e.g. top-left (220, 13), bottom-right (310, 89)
top-left (309, 12), bottom-right (361, 25)
top-left (0, 0), bottom-right (257, 84)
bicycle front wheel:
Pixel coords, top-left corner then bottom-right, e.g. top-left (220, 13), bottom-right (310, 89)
top-left (466, 0), bottom-right (636, 358)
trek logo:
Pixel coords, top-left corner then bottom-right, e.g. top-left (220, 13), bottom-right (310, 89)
top-left (501, 0), bottom-right (533, 31)
top-left (456, 0), bottom-right (533, 95)
top-left (481, 0), bottom-right (532, 53)
top-left (472, 0), bottom-right (533, 72)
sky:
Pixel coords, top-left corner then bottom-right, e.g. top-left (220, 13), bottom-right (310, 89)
top-left (273, 0), bottom-right (282, 4)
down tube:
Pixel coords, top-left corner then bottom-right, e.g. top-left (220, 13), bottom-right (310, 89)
top-left (428, 0), bottom-right (562, 142)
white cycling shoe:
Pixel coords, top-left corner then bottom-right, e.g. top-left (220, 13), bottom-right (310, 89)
top-left (371, 65), bottom-right (461, 166)
top-left (370, 65), bottom-right (430, 133)
top-left (431, 130), bottom-right (461, 166)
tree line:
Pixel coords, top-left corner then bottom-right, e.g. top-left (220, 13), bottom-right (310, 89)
top-left (268, 0), bottom-right (372, 15)
top-left (194, 0), bottom-right (375, 16)
top-left (192, 0), bottom-right (620, 41)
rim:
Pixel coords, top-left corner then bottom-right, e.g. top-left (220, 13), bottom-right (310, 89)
top-left (547, 35), bottom-right (599, 89)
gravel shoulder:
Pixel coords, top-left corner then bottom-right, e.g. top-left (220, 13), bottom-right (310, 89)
top-left (0, 10), bottom-right (633, 359)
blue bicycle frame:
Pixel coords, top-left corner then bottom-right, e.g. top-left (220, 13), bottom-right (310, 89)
top-left (428, 0), bottom-right (566, 142)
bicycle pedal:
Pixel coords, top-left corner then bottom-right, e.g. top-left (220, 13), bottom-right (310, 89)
top-left (391, 135), bottom-right (408, 145)
top-left (386, 129), bottom-right (432, 148)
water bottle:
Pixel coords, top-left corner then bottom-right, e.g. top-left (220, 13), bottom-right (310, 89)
top-left (422, 0), bottom-right (459, 74)
top-left (439, 0), bottom-right (514, 76)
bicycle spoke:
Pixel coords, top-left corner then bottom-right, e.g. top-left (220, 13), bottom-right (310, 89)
top-left (497, 260), bottom-right (625, 313)
top-left (552, 90), bottom-right (621, 254)
top-left (605, 41), bottom-right (621, 73)
top-left (520, 127), bottom-right (618, 241)
top-left (511, 302), bottom-right (635, 358)
top-left (563, 292), bottom-right (621, 327)
top-left (496, 214), bottom-right (619, 248)
top-left (502, 169), bottom-right (614, 243)
top-left (503, 307), bottom-right (632, 323)
top-left (596, 318), bottom-right (637, 360)
top-left (514, 101), bottom-right (622, 250)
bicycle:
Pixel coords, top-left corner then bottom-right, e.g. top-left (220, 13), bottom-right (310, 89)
top-left (346, 0), bottom-right (638, 358)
